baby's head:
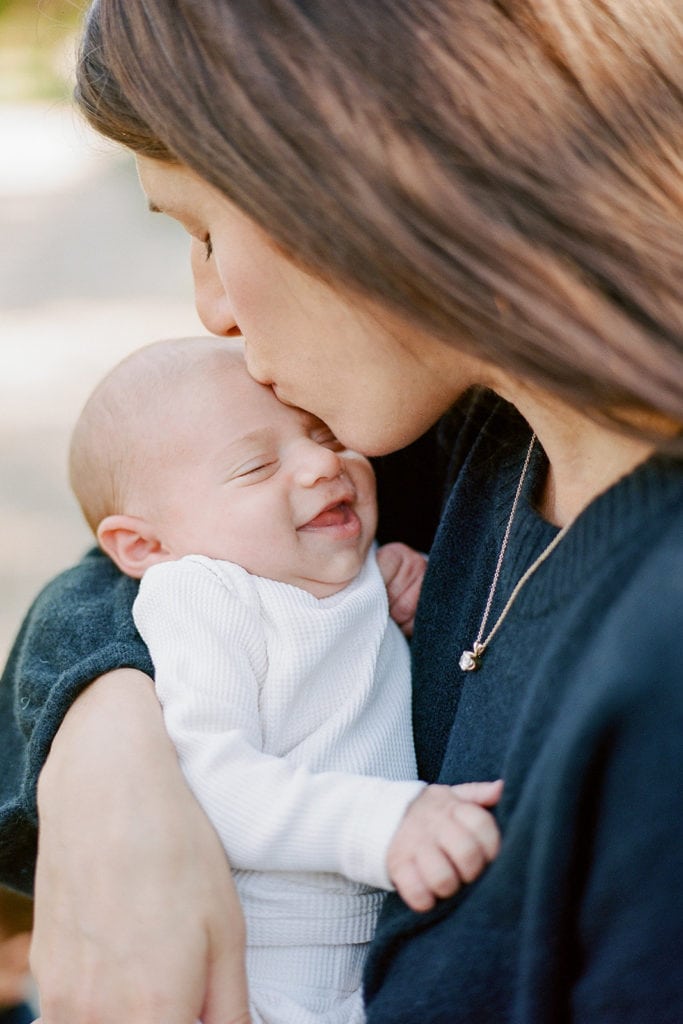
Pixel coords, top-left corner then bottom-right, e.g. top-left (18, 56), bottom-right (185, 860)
top-left (70, 337), bottom-right (377, 597)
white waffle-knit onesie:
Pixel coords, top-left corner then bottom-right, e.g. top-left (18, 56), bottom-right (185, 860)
top-left (133, 549), bottom-right (425, 1024)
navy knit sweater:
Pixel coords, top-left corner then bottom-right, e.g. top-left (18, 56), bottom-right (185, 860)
top-left (1, 393), bottom-right (682, 1021)
top-left (365, 396), bottom-right (683, 1023)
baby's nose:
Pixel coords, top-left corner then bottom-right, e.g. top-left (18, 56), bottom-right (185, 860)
top-left (295, 441), bottom-right (344, 487)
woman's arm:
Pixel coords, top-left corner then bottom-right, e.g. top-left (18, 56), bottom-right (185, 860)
top-left (0, 548), bottom-right (153, 896)
top-left (31, 668), bottom-right (250, 1024)
top-left (0, 549), bottom-right (249, 1023)
top-left (0, 887), bottom-right (32, 1011)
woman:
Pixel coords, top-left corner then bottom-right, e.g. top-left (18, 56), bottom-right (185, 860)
top-left (1, 1), bottom-right (682, 1021)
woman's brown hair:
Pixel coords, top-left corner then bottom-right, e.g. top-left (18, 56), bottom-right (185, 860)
top-left (76, 0), bottom-right (683, 448)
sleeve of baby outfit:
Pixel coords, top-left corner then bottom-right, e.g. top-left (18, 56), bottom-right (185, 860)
top-left (134, 557), bottom-right (424, 891)
top-left (0, 547), bottom-right (152, 894)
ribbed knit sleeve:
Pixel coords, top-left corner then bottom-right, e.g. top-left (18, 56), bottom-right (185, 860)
top-left (134, 556), bottom-right (424, 892)
top-left (0, 548), bottom-right (152, 894)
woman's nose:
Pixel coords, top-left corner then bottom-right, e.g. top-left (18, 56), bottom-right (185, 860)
top-left (294, 440), bottom-right (345, 488)
top-left (190, 238), bottom-right (240, 337)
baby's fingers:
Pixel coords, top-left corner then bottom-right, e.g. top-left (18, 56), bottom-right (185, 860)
top-left (414, 844), bottom-right (462, 902)
top-left (391, 858), bottom-right (439, 913)
top-left (393, 845), bottom-right (464, 912)
top-left (450, 801), bottom-right (501, 868)
top-left (450, 779), bottom-right (503, 807)
top-left (394, 814), bottom-right (491, 911)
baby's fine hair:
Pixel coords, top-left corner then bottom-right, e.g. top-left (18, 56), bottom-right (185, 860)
top-left (69, 336), bottom-right (244, 532)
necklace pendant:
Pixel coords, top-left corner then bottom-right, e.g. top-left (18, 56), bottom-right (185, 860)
top-left (459, 642), bottom-right (484, 672)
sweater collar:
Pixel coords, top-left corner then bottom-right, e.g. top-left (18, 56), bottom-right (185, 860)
top-left (493, 437), bottom-right (683, 617)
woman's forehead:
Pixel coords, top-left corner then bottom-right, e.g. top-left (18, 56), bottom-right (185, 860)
top-left (136, 157), bottom-right (213, 219)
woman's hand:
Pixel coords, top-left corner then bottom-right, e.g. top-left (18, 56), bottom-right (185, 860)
top-left (376, 542), bottom-right (428, 638)
top-left (0, 930), bottom-right (31, 1010)
top-left (30, 669), bottom-right (250, 1024)
top-left (0, 887), bottom-right (33, 1010)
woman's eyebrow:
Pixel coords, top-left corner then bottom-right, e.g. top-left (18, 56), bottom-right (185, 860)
top-left (147, 201), bottom-right (162, 213)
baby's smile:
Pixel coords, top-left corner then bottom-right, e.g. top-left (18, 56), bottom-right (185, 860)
top-left (298, 501), bottom-right (361, 539)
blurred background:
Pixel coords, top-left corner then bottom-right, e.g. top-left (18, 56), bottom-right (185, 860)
top-left (1, 2), bottom-right (204, 1016)
top-left (0, 0), bottom-right (205, 669)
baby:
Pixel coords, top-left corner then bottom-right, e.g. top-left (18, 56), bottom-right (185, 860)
top-left (69, 336), bottom-right (502, 1024)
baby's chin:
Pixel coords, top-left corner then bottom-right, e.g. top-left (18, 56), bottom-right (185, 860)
top-left (295, 549), bottom-right (374, 600)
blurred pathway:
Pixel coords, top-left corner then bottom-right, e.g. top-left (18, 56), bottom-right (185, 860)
top-left (0, 101), bottom-right (204, 664)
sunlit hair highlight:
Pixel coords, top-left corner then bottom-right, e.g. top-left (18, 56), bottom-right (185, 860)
top-left (75, 0), bottom-right (683, 450)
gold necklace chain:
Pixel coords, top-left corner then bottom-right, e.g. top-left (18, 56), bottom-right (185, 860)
top-left (459, 434), bottom-right (573, 672)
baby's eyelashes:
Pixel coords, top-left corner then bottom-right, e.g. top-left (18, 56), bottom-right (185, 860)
top-left (230, 459), bottom-right (279, 482)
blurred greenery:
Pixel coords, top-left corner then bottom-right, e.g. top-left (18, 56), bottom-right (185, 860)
top-left (0, 0), bottom-right (86, 102)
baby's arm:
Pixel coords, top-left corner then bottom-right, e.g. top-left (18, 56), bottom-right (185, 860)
top-left (135, 558), bottom-right (502, 902)
top-left (376, 542), bottom-right (428, 637)
top-left (134, 557), bottom-right (426, 891)
top-left (386, 780), bottom-right (503, 911)
top-left (377, 545), bottom-right (504, 908)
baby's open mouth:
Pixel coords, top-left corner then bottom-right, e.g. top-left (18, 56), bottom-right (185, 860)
top-left (300, 502), bottom-right (354, 530)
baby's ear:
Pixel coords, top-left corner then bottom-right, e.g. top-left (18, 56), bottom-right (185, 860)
top-left (97, 515), bottom-right (173, 579)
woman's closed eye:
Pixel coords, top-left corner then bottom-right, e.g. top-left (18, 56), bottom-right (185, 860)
top-left (312, 427), bottom-right (345, 451)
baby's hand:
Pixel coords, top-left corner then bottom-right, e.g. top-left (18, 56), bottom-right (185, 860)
top-left (386, 780), bottom-right (503, 912)
top-left (376, 542), bottom-right (428, 637)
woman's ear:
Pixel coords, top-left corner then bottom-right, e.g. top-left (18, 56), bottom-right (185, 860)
top-left (97, 515), bottom-right (174, 579)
